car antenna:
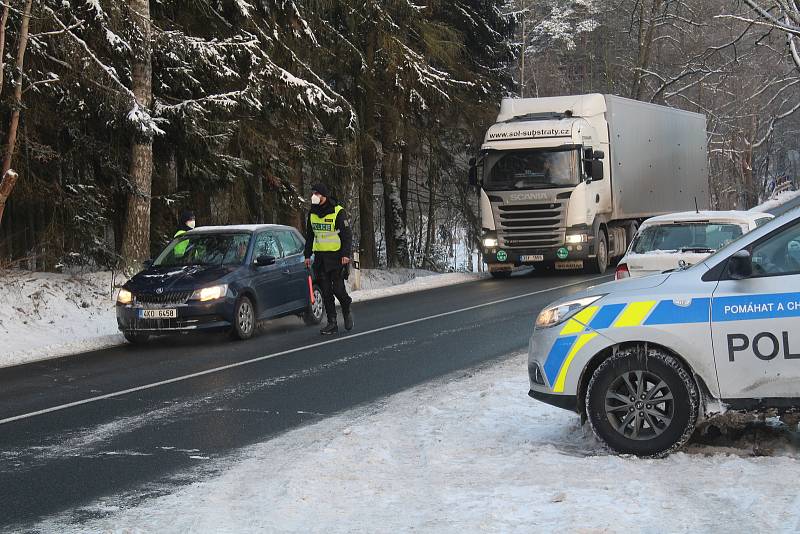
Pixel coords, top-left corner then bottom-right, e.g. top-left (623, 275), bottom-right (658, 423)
top-left (694, 197), bottom-right (699, 214)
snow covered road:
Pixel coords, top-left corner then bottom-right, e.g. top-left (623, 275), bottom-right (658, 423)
top-left (35, 352), bottom-right (800, 533)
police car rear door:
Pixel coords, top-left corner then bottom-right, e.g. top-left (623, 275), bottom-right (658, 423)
top-left (710, 216), bottom-right (800, 399)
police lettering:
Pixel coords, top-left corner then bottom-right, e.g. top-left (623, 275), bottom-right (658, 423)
top-left (727, 332), bottom-right (800, 361)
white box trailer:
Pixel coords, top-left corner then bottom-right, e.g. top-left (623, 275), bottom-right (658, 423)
top-left (471, 94), bottom-right (708, 276)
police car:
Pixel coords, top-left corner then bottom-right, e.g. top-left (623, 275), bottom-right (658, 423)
top-left (528, 207), bottom-right (800, 456)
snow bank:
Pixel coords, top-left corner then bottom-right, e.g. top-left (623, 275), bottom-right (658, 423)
top-left (0, 268), bottom-right (482, 368)
top-left (38, 353), bottom-right (800, 533)
top-left (0, 271), bottom-right (125, 368)
top-left (349, 268), bottom-right (482, 303)
top-left (750, 189), bottom-right (800, 213)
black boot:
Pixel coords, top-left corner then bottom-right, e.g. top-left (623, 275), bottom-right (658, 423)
top-left (343, 310), bottom-right (354, 331)
top-left (320, 322), bottom-right (338, 335)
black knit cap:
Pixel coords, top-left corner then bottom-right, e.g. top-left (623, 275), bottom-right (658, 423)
top-left (180, 210), bottom-right (195, 223)
top-left (311, 183), bottom-right (331, 198)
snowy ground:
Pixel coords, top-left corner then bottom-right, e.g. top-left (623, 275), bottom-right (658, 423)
top-left (36, 352), bottom-right (800, 533)
top-left (0, 268), bottom-right (481, 368)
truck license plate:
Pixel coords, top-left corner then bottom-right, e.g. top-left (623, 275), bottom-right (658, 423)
top-left (555, 261), bottom-right (584, 270)
top-left (139, 309), bottom-right (177, 319)
top-left (520, 255), bottom-right (544, 262)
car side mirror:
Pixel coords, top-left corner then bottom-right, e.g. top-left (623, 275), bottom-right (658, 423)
top-left (143, 259), bottom-right (153, 268)
top-left (255, 255), bottom-right (277, 267)
top-left (728, 249), bottom-right (753, 280)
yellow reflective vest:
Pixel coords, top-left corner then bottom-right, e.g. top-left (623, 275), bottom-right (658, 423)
top-left (310, 205), bottom-right (343, 252)
top-left (174, 229), bottom-right (189, 257)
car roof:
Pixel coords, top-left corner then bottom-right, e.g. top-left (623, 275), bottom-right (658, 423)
top-left (185, 224), bottom-right (297, 234)
top-left (641, 210), bottom-right (773, 226)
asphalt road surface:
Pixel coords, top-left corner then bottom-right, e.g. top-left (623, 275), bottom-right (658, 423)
top-left (0, 271), bottom-right (610, 529)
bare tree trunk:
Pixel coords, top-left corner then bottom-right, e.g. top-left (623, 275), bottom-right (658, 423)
top-left (630, 0), bottom-right (662, 100)
top-left (400, 137), bottom-right (410, 227)
top-left (357, 31), bottom-right (378, 269)
top-left (423, 137), bottom-right (437, 269)
top-left (0, 0), bottom-right (33, 227)
top-left (0, 1), bottom-right (10, 96)
top-left (120, 0), bottom-right (154, 269)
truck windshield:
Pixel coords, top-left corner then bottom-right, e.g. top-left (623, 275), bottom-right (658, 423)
top-left (483, 147), bottom-right (580, 190)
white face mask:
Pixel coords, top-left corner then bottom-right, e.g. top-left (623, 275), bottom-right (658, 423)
top-left (186, 219), bottom-right (196, 229)
top-left (311, 194), bottom-right (322, 205)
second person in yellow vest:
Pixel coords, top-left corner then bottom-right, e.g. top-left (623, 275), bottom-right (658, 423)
top-left (303, 183), bottom-right (354, 335)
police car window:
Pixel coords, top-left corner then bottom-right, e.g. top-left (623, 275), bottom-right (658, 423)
top-left (750, 219), bottom-right (800, 277)
top-left (278, 230), bottom-right (303, 256)
top-left (253, 232), bottom-right (282, 259)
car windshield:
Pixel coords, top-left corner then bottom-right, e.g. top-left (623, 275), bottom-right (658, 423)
top-left (154, 233), bottom-right (251, 267)
top-left (631, 223), bottom-right (744, 254)
top-left (483, 147), bottom-right (581, 190)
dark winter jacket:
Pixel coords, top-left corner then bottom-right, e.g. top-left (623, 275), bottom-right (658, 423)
top-left (303, 199), bottom-right (353, 273)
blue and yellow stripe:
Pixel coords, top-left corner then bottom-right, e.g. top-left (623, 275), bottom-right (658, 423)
top-left (542, 297), bottom-right (710, 392)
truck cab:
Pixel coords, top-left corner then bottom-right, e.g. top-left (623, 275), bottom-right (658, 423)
top-left (472, 94), bottom-right (708, 277)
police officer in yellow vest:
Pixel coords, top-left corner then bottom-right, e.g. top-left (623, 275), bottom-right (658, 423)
top-left (173, 210), bottom-right (196, 257)
top-left (303, 184), bottom-right (353, 335)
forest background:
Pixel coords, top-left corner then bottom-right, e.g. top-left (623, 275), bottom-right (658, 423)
top-left (0, 0), bottom-right (799, 272)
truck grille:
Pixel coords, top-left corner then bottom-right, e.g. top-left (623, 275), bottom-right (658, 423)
top-left (134, 291), bottom-right (192, 305)
top-left (497, 202), bottom-right (565, 248)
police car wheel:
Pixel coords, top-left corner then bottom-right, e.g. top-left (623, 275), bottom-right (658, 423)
top-left (586, 348), bottom-right (699, 457)
top-left (231, 296), bottom-right (256, 340)
top-left (303, 285), bottom-right (324, 325)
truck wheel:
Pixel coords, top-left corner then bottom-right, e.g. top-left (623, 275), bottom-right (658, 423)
top-left (124, 331), bottom-right (150, 345)
top-left (303, 284), bottom-right (324, 325)
top-left (590, 231), bottom-right (608, 274)
top-left (231, 295), bottom-right (256, 340)
top-left (585, 347), bottom-right (699, 457)
top-left (490, 271), bottom-right (512, 279)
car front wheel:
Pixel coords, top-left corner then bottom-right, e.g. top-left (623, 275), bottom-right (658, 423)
top-left (585, 347), bottom-right (699, 457)
top-left (231, 296), bottom-right (256, 340)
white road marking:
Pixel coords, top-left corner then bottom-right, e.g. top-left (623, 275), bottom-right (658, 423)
top-left (0, 275), bottom-right (610, 426)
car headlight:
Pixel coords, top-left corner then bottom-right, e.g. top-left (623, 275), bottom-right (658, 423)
top-left (117, 288), bottom-right (133, 305)
top-left (565, 233), bottom-right (588, 244)
top-left (535, 295), bottom-right (604, 329)
top-left (192, 284), bottom-right (228, 302)
top-left (483, 237), bottom-right (499, 248)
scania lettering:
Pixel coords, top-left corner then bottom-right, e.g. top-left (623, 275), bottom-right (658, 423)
top-left (470, 94), bottom-right (708, 277)
top-left (526, 209), bottom-right (800, 456)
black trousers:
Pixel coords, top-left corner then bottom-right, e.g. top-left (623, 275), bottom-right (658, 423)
top-left (316, 266), bottom-right (352, 323)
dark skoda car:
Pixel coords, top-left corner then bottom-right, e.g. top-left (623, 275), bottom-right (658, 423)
top-left (116, 225), bottom-right (323, 343)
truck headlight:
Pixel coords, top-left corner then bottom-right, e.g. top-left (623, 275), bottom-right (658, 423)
top-left (117, 288), bottom-right (132, 305)
top-left (192, 284), bottom-right (228, 302)
top-left (535, 295), bottom-right (603, 329)
top-left (565, 233), bottom-right (589, 244)
top-left (483, 237), bottom-right (499, 248)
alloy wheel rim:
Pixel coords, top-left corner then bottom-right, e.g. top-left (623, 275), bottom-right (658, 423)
top-left (238, 301), bottom-right (253, 334)
top-left (599, 238), bottom-right (608, 270)
top-left (312, 289), bottom-right (324, 320)
top-left (604, 370), bottom-right (674, 441)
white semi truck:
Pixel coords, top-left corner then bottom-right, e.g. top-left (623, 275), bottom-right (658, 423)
top-left (470, 94), bottom-right (708, 276)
